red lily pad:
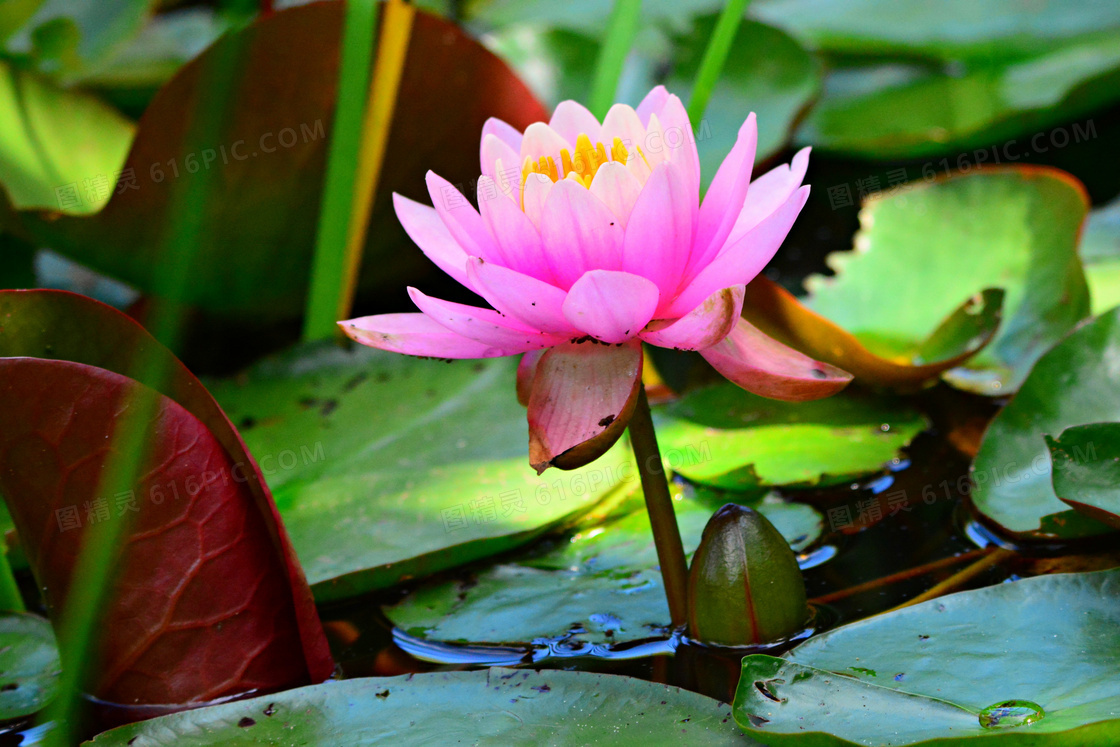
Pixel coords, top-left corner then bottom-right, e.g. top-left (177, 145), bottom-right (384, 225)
top-left (9, 2), bottom-right (548, 318)
top-left (0, 290), bottom-right (333, 704)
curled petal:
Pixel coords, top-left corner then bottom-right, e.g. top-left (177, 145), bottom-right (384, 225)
top-left (392, 193), bottom-right (473, 291)
top-left (700, 317), bottom-right (852, 401)
top-left (621, 161), bottom-right (694, 299)
top-left (425, 171), bottom-right (501, 263)
top-left (549, 100), bottom-right (601, 144)
top-left (482, 116), bottom-right (523, 153)
top-left (563, 270), bottom-right (660, 344)
top-left (651, 94), bottom-right (700, 194)
top-left (670, 185), bottom-right (810, 317)
top-left (528, 340), bottom-right (643, 474)
top-left (466, 257), bottom-right (574, 335)
top-left (692, 114), bottom-right (758, 270)
top-left (522, 172), bottom-right (554, 230)
top-left (641, 286), bottom-right (745, 351)
top-left (601, 104), bottom-right (646, 161)
top-left (729, 147), bottom-right (810, 246)
top-left (589, 161), bottom-right (643, 228)
top-left (635, 85), bottom-right (669, 125)
top-left (476, 175), bottom-right (554, 282)
top-left (540, 179), bottom-right (624, 286)
top-left (339, 314), bottom-right (513, 359)
top-left (408, 288), bottom-right (564, 351)
top-left (521, 121), bottom-right (572, 162)
top-left (481, 133), bottom-right (520, 184)
top-left (516, 349), bottom-right (545, 406)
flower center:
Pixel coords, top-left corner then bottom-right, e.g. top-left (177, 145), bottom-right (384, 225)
top-left (520, 133), bottom-right (645, 190)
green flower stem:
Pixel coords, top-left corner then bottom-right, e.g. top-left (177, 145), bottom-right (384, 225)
top-left (686, 0), bottom-right (751, 124)
top-left (588, 0), bottom-right (642, 119)
top-left (628, 386), bottom-right (689, 629)
top-left (0, 547), bottom-right (25, 613)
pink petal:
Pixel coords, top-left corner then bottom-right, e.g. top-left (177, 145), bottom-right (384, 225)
top-left (466, 257), bottom-right (574, 335)
top-left (522, 173), bottom-right (554, 230)
top-left (521, 121), bottom-right (572, 163)
top-left (588, 161), bottom-right (643, 228)
top-left (339, 313), bottom-right (513, 359)
top-left (641, 112), bottom-right (670, 170)
top-left (669, 185), bottom-right (809, 317)
top-left (562, 269), bottom-right (659, 344)
top-left (692, 114), bottom-right (758, 270)
top-left (621, 161), bottom-right (694, 300)
top-left (516, 349), bottom-right (545, 406)
top-left (700, 317), bottom-right (852, 401)
top-left (527, 340), bottom-right (643, 473)
top-left (728, 147), bottom-right (810, 246)
top-left (425, 171), bottom-right (502, 263)
top-left (651, 94), bottom-right (700, 194)
top-left (482, 116), bottom-right (523, 152)
top-left (408, 288), bottom-right (564, 351)
top-left (635, 85), bottom-right (669, 126)
top-left (640, 285), bottom-right (744, 350)
top-left (481, 133), bottom-right (519, 181)
top-left (392, 193), bottom-right (473, 291)
top-left (601, 104), bottom-right (646, 158)
top-left (549, 100), bottom-right (601, 144)
top-left (539, 179), bottom-right (624, 287)
top-left (477, 175), bottom-right (555, 282)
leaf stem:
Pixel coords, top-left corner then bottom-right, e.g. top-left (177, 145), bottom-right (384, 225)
top-left (882, 548), bottom-right (1014, 614)
top-left (0, 547), bottom-right (25, 613)
top-left (686, 0), bottom-right (750, 124)
top-left (588, 0), bottom-right (642, 119)
top-left (628, 386), bottom-right (689, 628)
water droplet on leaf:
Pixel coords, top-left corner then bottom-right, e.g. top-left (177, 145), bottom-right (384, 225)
top-left (978, 700), bottom-right (1044, 729)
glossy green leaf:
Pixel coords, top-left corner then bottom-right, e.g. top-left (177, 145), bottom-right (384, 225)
top-left (734, 569), bottom-right (1120, 746)
top-left (752, 0), bottom-right (1120, 62)
top-left (1082, 196), bottom-right (1120, 315)
top-left (386, 486), bottom-right (822, 646)
top-left (0, 612), bottom-right (59, 721)
top-left (667, 17), bottom-right (819, 173)
top-left (795, 38), bottom-right (1120, 159)
top-left (805, 168), bottom-right (1091, 395)
top-left (972, 306), bottom-right (1120, 539)
top-left (1047, 423), bottom-right (1120, 529)
top-left (208, 344), bottom-right (633, 603)
top-left (0, 60), bottom-right (134, 213)
top-left (86, 668), bottom-right (746, 746)
top-left (654, 383), bottom-right (926, 490)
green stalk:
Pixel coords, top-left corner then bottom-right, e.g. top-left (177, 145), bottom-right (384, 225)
top-left (0, 546), bottom-right (25, 613)
top-left (627, 387), bottom-right (689, 629)
top-left (302, 0), bottom-right (378, 341)
top-left (686, 0), bottom-right (750, 124)
top-left (38, 26), bottom-right (246, 747)
top-left (588, 0), bottom-right (642, 119)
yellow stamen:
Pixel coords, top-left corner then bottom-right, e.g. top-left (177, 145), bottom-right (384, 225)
top-left (611, 137), bottom-right (629, 165)
top-left (518, 131), bottom-right (635, 206)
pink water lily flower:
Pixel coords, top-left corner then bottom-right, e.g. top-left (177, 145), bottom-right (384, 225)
top-left (342, 86), bottom-right (851, 473)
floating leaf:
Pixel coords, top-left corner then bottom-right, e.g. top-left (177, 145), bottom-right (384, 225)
top-left (0, 612), bottom-right (59, 721)
top-left (1047, 423), bottom-right (1120, 530)
top-left (805, 168), bottom-right (1090, 395)
top-left (208, 343), bottom-right (634, 602)
top-left (972, 306), bottom-right (1120, 540)
top-left (0, 290), bottom-right (332, 703)
top-left (667, 17), bottom-right (820, 173)
top-left (10, 3), bottom-right (547, 319)
top-left (734, 569), bottom-right (1120, 745)
top-left (86, 668), bottom-right (745, 745)
top-left (743, 277), bottom-right (1003, 391)
top-left (0, 59), bottom-right (134, 213)
top-left (654, 382), bottom-right (926, 490)
top-left (386, 486), bottom-right (822, 647)
top-left (1082, 196), bottom-right (1120, 315)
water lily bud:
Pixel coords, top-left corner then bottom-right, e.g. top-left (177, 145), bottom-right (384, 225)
top-left (687, 503), bottom-right (808, 647)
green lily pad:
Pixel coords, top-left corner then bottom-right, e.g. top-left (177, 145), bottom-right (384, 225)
top-left (795, 37), bottom-right (1120, 159)
top-left (1082, 196), bottom-right (1120, 315)
top-left (805, 168), bottom-right (1090, 395)
top-left (1047, 423), bottom-right (1120, 529)
top-left (667, 17), bottom-right (820, 175)
top-left (972, 306), bottom-right (1120, 539)
top-left (386, 485), bottom-right (822, 647)
top-left (734, 569), bottom-right (1120, 746)
top-left (752, 0), bottom-right (1120, 63)
top-left (208, 344), bottom-right (633, 603)
top-left (86, 668), bottom-right (746, 746)
top-left (0, 59), bottom-right (134, 213)
top-left (654, 383), bottom-right (926, 490)
top-left (0, 612), bottom-right (60, 721)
